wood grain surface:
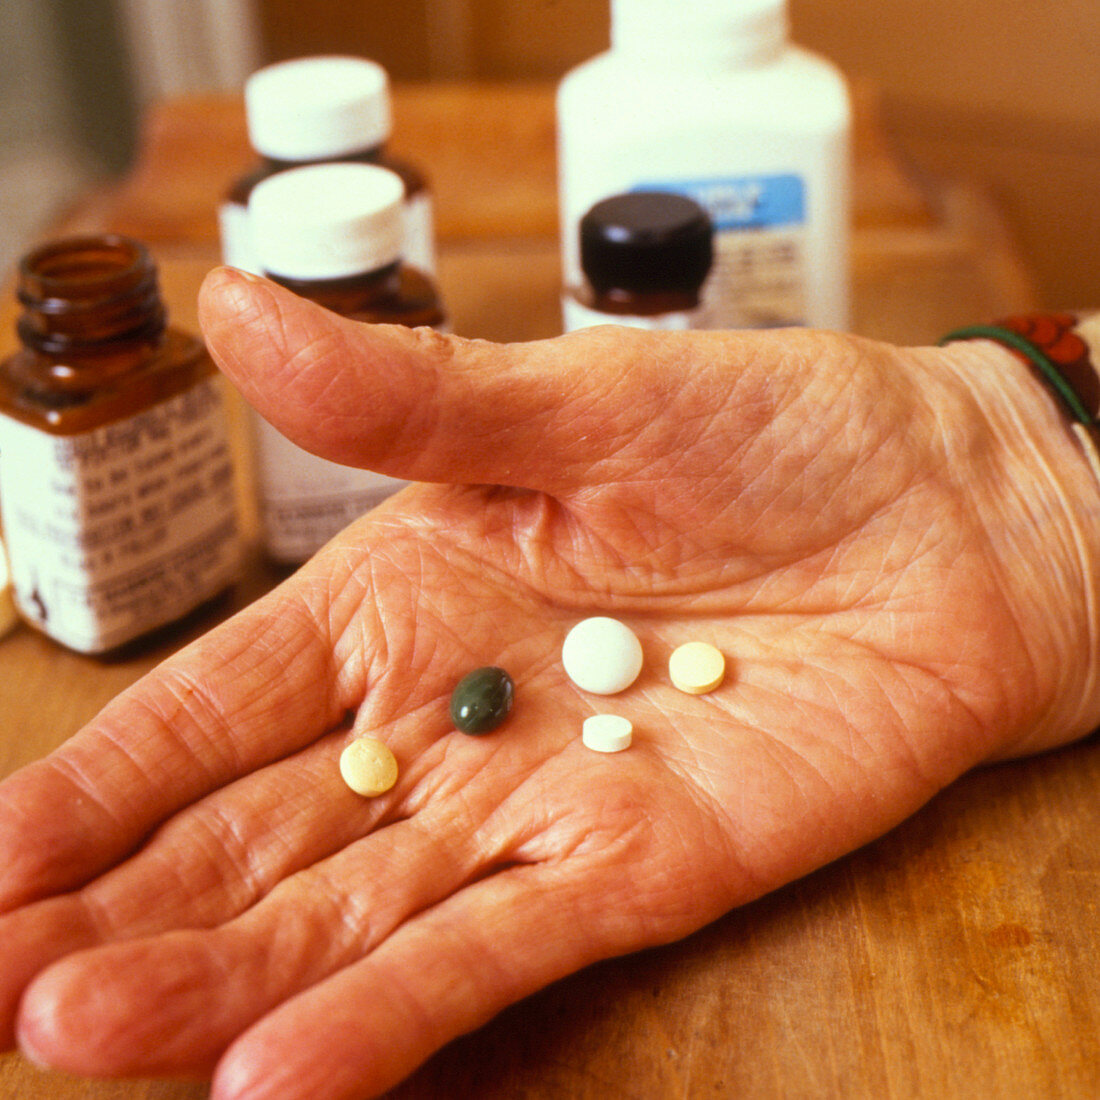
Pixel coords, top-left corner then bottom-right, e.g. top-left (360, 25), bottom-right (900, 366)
top-left (2, 82), bottom-right (1097, 1100)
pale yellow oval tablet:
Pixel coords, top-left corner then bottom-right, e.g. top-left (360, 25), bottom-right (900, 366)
top-left (339, 737), bottom-right (398, 797)
top-left (668, 641), bottom-right (725, 695)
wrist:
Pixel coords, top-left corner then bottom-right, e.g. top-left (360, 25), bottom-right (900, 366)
top-left (941, 312), bottom-right (1100, 481)
top-left (938, 313), bottom-right (1100, 754)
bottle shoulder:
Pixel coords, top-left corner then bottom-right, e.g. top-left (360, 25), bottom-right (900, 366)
top-left (286, 265), bottom-right (446, 329)
top-left (580, 285), bottom-right (701, 316)
top-left (558, 45), bottom-right (850, 125)
top-left (345, 266), bottom-right (446, 327)
top-left (0, 329), bottom-right (217, 436)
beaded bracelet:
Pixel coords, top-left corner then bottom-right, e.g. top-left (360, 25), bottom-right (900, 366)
top-left (940, 312), bottom-right (1100, 483)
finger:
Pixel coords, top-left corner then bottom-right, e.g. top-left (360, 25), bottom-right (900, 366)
top-left (0, 629), bottom-right (525, 1051)
top-left (9, 663), bottom-right (582, 1070)
top-left (198, 266), bottom-right (806, 497)
top-left (15, 803), bottom-right (496, 1077)
top-left (0, 720), bottom-right (369, 1048)
top-left (0, 570), bottom-right (357, 912)
top-left (0, 900), bottom-right (99, 1052)
top-left (212, 854), bottom-right (709, 1100)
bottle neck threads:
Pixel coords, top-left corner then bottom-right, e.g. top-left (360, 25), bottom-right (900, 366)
top-left (16, 236), bottom-right (166, 358)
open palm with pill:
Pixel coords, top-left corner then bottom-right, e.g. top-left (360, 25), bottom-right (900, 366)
top-left (1, 268), bottom-right (1098, 1100)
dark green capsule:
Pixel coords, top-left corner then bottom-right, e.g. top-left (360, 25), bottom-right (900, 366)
top-left (450, 666), bottom-right (515, 734)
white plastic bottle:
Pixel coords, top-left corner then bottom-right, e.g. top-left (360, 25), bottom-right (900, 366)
top-left (557, 0), bottom-right (851, 332)
top-left (220, 55), bottom-right (435, 278)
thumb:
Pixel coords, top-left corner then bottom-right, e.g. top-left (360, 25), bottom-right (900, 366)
top-left (197, 265), bottom-right (774, 495)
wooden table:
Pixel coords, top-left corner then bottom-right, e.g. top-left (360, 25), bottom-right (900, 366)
top-left (3, 83), bottom-right (1099, 1100)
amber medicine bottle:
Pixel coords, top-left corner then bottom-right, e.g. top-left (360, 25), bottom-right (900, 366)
top-left (557, 0), bottom-right (850, 331)
top-left (0, 235), bottom-right (241, 653)
top-left (563, 190), bottom-right (714, 331)
top-left (247, 162), bottom-right (446, 565)
top-left (220, 55), bottom-right (435, 276)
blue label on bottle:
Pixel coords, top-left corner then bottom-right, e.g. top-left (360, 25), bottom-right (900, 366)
top-left (634, 174), bottom-right (805, 231)
top-left (630, 174), bottom-right (809, 329)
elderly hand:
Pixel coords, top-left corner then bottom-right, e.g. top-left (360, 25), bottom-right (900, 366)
top-left (0, 268), bottom-right (1097, 1100)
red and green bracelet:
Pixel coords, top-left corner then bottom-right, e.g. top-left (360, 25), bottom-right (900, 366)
top-left (940, 312), bottom-right (1100, 479)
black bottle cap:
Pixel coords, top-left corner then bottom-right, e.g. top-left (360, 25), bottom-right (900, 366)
top-left (579, 191), bottom-right (714, 295)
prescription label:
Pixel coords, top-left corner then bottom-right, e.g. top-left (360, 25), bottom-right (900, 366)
top-left (0, 377), bottom-right (241, 652)
top-left (217, 199), bottom-right (257, 273)
top-left (635, 174), bottom-right (807, 329)
top-left (402, 191), bottom-right (436, 275)
top-left (250, 412), bottom-right (409, 564)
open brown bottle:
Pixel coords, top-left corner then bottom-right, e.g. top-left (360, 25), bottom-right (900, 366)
top-left (0, 235), bottom-right (241, 653)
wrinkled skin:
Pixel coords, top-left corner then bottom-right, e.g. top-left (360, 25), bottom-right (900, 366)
top-left (1, 268), bottom-right (1098, 1099)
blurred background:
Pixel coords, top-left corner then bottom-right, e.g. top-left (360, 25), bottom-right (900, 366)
top-left (2, 0), bottom-right (1098, 312)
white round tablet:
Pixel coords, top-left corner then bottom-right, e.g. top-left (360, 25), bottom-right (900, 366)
top-left (561, 616), bottom-right (644, 695)
top-left (582, 714), bottom-right (633, 753)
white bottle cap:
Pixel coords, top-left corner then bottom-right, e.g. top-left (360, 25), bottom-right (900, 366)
top-left (612, 0), bottom-right (787, 62)
top-left (244, 55), bottom-right (392, 161)
top-left (248, 163), bottom-right (405, 280)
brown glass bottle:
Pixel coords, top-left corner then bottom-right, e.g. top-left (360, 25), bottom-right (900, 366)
top-left (246, 162), bottom-right (446, 564)
top-left (1, 236), bottom-right (212, 432)
top-left (220, 55), bottom-right (435, 276)
top-left (0, 235), bottom-right (241, 653)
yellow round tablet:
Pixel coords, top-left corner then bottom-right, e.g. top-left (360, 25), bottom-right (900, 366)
top-left (668, 641), bottom-right (725, 695)
top-left (339, 737), bottom-right (399, 797)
